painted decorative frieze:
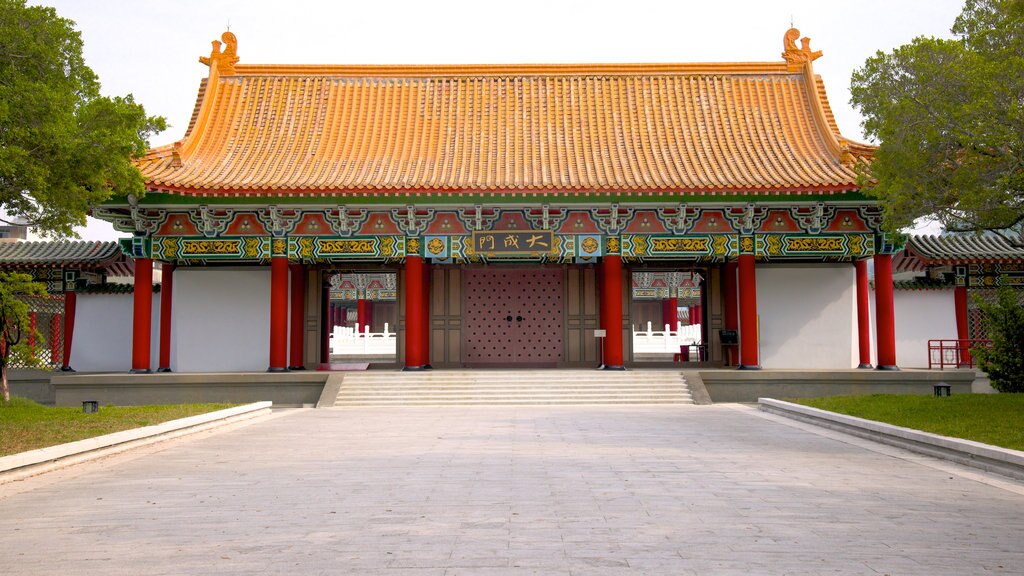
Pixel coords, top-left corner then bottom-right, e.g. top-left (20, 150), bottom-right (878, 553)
top-left (118, 202), bottom-right (884, 264)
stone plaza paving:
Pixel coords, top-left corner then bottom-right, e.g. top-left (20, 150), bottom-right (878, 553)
top-left (1, 404), bottom-right (1023, 575)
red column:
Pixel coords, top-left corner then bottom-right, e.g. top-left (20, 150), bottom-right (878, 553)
top-left (356, 298), bottom-right (369, 333)
top-left (692, 305), bottom-right (703, 326)
top-left (131, 257), bottom-right (153, 373)
top-left (157, 263), bottom-right (174, 372)
top-left (723, 262), bottom-right (738, 366)
top-left (289, 264), bottom-right (306, 370)
top-left (601, 255), bottom-right (625, 369)
top-left (874, 253), bottom-right (898, 370)
top-left (423, 262), bottom-right (431, 368)
top-left (404, 256), bottom-right (427, 370)
top-left (61, 291), bottom-right (76, 371)
top-left (268, 256), bottom-right (289, 372)
top-left (737, 253), bottom-right (760, 369)
top-left (954, 285), bottom-right (971, 366)
top-left (855, 260), bottom-right (873, 368)
top-left (662, 297), bottom-right (678, 331)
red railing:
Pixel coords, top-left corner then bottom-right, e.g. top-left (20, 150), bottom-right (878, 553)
top-left (927, 339), bottom-right (992, 370)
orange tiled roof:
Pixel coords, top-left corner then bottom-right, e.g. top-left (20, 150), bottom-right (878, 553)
top-left (136, 30), bottom-right (873, 197)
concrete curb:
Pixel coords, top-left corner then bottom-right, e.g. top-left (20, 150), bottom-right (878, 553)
top-left (0, 402), bottom-right (273, 484)
top-left (759, 398), bottom-right (1024, 481)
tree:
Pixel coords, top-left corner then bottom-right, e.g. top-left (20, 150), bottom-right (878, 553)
top-left (0, 0), bottom-right (165, 238)
top-left (0, 272), bottom-right (46, 403)
top-left (850, 0), bottom-right (1024, 238)
top-left (973, 286), bottom-right (1024, 393)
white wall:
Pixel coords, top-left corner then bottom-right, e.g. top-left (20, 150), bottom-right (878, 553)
top-left (171, 268), bottom-right (273, 372)
top-left (892, 289), bottom-right (957, 369)
top-left (756, 264), bottom-right (857, 369)
top-left (70, 292), bottom-right (159, 372)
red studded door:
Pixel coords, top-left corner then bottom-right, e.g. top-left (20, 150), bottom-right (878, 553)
top-left (463, 268), bottom-right (564, 366)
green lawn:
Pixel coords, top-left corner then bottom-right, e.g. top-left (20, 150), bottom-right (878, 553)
top-left (793, 394), bottom-right (1024, 451)
top-left (0, 397), bottom-right (237, 457)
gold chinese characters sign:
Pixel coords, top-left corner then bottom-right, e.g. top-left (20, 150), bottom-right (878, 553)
top-left (470, 230), bottom-right (554, 256)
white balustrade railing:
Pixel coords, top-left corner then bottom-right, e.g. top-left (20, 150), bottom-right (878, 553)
top-left (631, 322), bottom-right (702, 354)
top-left (330, 323), bottom-right (398, 356)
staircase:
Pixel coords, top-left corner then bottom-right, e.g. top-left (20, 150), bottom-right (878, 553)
top-left (331, 369), bottom-right (693, 407)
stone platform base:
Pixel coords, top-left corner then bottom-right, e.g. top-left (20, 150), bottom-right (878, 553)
top-left (44, 368), bottom-right (980, 408)
top-left (698, 368), bottom-right (977, 403)
top-left (51, 372), bottom-right (328, 408)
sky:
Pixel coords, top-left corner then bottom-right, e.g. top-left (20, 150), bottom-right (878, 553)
top-left (33, 0), bottom-right (966, 241)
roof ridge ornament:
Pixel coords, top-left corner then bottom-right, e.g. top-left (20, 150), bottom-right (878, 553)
top-left (782, 28), bottom-right (822, 72)
top-left (199, 31), bottom-right (239, 75)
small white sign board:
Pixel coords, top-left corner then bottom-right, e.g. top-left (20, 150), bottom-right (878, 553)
top-left (593, 329), bottom-right (607, 337)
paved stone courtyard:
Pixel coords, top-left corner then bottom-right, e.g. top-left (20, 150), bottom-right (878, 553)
top-left (2, 404), bottom-right (1023, 575)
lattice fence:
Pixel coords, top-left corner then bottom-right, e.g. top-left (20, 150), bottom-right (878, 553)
top-left (7, 294), bottom-right (65, 369)
top-left (967, 288), bottom-right (1024, 341)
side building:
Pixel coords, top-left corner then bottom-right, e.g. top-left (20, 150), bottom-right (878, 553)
top-left (93, 28), bottom-right (900, 373)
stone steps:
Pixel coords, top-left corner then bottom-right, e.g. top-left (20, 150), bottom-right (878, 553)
top-left (333, 369), bottom-right (693, 407)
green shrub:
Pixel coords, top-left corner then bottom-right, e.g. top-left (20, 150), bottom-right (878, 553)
top-left (974, 285), bottom-right (1024, 393)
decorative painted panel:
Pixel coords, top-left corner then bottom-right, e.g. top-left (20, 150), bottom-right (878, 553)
top-left (290, 236), bottom-right (405, 261)
top-left (961, 263), bottom-right (1024, 287)
top-left (619, 233), bottom-right (875, 260)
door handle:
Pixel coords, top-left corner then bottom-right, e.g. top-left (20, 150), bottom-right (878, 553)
top-left (516, 315), bottom-right (524, 322)
top-left (505, 315), bottom-right (513, 322)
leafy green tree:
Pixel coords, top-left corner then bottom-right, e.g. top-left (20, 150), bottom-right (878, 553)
top-left (0, 0), bottom-right (165, 237)
top-left (0, 272), bottom-right (46, 403)
top-left (973, 286), bottom-right (1024, 393)
top-left (850, 0), bottom-right (1024, 237)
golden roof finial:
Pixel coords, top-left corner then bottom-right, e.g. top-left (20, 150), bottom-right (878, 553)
top-left (199, 31), bottom-right (239, 75)
top-left (782, 28), bottom-right (822, 72)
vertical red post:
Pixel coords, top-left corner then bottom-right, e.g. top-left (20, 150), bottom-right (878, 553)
top-left (131, 257), bottom-right (153, 373)
top-left (737, 254), bottom-right (760, 369)
top-left (61, 291), bottom-right (76, 371)
top-left (855, 259), bottom-right (873, 368)
top-left (404, 256), bottom-right (427, 370)
top-left (874, 253), bottom-right (898, 370)
top-left (662, 297), bottom-right (678, 331)
top-left (289, 264), bottom-right (306, 370)
top-left (723, 262), bottom-right (739, 366)
top-left (158, 263), bottom-right (174, 372)
top-left (954, 285), bottom-right (971, 366)
top-left (601, 255), bottom-right (625, 369)
top-left (356, 299), bottom-right (368, 333)
top-left (692, 305), bottom-right (703, 326)
top-left (423, 262), bottom-right (431, 369)
top-left (268, 256), bottom-right (289, 372)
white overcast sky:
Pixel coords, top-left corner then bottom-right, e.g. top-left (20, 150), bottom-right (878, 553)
top-left (35, 0), bottom-right (965, 240)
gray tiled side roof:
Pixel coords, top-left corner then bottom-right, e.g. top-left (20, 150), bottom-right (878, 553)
top-left (892, 277), bottom-right (953, 291)
top-left (905, 234), bottom-right (1024, 264)
top-left (0, 241), bottom-right (122, 267)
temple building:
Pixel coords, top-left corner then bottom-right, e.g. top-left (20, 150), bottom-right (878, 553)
top-left (92, 28), bottom-right (901, 373)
